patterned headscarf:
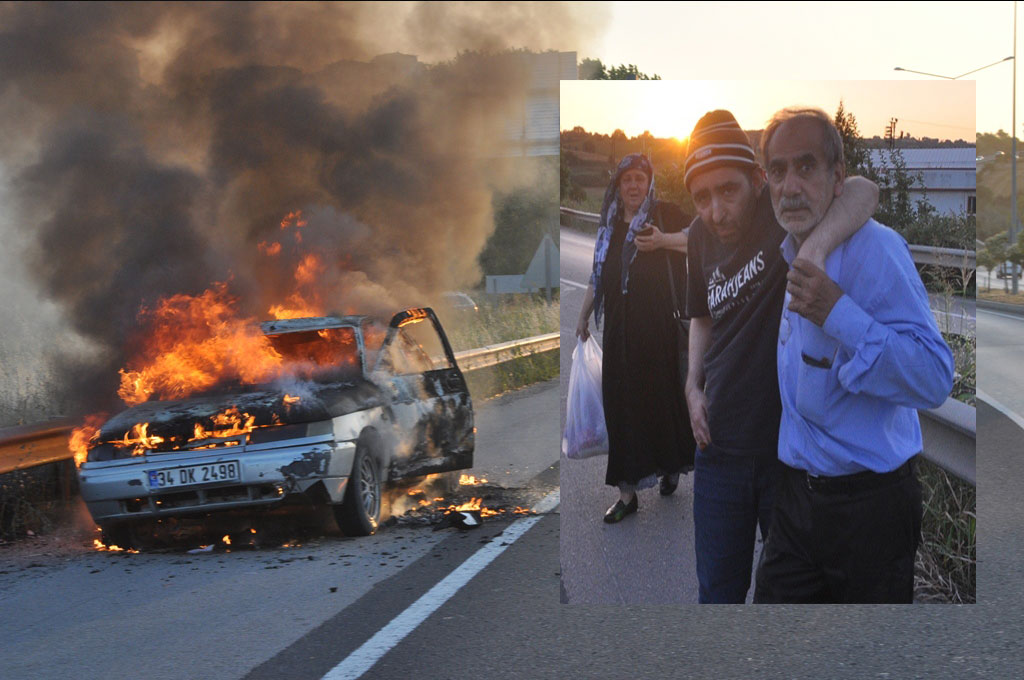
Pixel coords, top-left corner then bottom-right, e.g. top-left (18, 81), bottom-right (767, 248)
top-left (589, 153), bottom-right (657, 327)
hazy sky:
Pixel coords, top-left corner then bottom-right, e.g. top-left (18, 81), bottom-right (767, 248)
top-left (561, 80), bottom-right (975, 141)
top-left (585, 1), bottom-right (1017, 136)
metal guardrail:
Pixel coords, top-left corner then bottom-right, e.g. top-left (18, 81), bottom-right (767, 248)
top-left (0, 330), bottom-right (973, 485)
top-left (453, 332), bottom-right (559, 371)
top-left (0, 418), bottom-right (76, 476)
top-left (562, 206), bottom-right (976, 485)
top-left (920, 398), bottom-right (976, 486)
top-left (561, 207), bottom-right (977, 269)
top-left (908, 244), bottom-right (976, 269)
top-left (0, 334), bottom-right (562, 476)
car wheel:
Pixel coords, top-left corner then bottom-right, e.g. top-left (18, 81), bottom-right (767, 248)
top-left (334, 445), bottom-right (382, 536)
top-left (98, 522), bottom-right (136, 550)
top-left (437, 471), bottom-right (460, 496)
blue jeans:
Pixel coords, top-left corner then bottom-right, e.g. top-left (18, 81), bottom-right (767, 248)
top-left (693, 446), bottom-right (782, 604)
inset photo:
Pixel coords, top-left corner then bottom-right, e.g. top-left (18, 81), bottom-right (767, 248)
top-left (560, 80), bottom-right (976, 604)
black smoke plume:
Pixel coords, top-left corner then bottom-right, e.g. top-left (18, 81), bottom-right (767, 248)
top-left (0, 2), bottom-right (603, 415)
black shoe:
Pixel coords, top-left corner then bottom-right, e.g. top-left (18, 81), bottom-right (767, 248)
top-left (659, 474), bottom-right (679, 496)
top-left (603, 494), bottom-right (638, 523)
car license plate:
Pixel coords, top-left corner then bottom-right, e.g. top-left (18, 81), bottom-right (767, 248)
top-left (148, 461), bottom-right (241, 490)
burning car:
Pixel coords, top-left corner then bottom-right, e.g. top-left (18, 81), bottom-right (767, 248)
top-left (77, 307), bottom-right (473, 546)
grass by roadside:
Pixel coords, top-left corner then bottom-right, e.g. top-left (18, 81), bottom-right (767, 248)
top-left (446, 293), bottom-right (560, 401)
top-left (944, 333), bottom-right (976, 406)
top-left (978, 289), bottom-right (1024, 304)
top-left (0, 464), bottom-right (76, 543)
top-left (443, 293), bottom-right (559, 352)
top-left (914, 457), bottom-right (976, 603)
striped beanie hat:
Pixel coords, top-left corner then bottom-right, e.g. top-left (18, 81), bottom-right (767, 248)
top-left (684, 110), bottom-right (757, 189)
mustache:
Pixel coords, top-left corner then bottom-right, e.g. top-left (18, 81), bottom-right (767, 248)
top-left (780, 197), bottom-right (809, 212)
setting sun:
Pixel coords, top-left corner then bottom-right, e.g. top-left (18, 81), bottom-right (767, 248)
top-left (561, 80), bottom-right (975, 143)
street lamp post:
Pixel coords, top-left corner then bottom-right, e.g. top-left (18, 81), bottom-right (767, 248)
top-left (894, 50), bottom-right (1016, 291)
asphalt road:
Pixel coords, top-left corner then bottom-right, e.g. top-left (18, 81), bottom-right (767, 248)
top-left (259, 389), bottom-right (1024, 680)
top-left (0, 380), bottom-right (562, 680)
top-left (5, 252), bottom-right (1024, 678)
top-left (978, 306), bottom-right (1024, 415)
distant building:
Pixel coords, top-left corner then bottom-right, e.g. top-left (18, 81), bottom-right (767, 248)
top-left (501, 51), bottom-right (577, 157)
top-left (868, 148), bottom-right (976, 216)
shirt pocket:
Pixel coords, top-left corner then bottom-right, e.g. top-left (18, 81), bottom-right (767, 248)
top-left (794, 331), bottom-right (840, 427)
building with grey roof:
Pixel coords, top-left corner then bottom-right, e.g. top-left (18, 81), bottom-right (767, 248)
top-left (868, 148), bottom-right (976, 216)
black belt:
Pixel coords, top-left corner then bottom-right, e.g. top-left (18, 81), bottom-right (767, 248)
top-left (787, 457), bottom-right (916, 495)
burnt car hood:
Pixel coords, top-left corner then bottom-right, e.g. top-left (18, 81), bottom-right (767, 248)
top-left (99, 379), bottom-right (384, 444)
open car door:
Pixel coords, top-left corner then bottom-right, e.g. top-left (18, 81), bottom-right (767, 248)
top-left (372, 307), bottom-right (473, 480)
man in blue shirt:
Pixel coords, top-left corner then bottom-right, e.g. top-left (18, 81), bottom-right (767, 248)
top-left (684, 110), bottom-right (878, 604)
top-left (753, 107), bottom-right (955, 603)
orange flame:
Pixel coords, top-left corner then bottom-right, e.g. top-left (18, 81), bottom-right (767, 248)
top-left (92, 538), bottom-right (138, 553)
top-left (454, 497), bottom-right (482, 512)
top-left (294, 254), bottom-right (323, 286)
top-left (258, 241), bottom-right (282, 256)
top-left (71, 208), bottom-right (361, 469)
top-left (280, 210), bottom-right (307, 230)
top-left (117, 283), bottom-right (285, 406)
top-left (459, 474), bottom-right (488, 485)
top-left (69, 414), bottom-right (106, 466)
top-left (120, 422), bottom-right (165, 456)
top-left (191, 407), bottom-right (257, 441)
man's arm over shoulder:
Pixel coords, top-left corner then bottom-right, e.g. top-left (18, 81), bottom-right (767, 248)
top-left (798, 176), bottom-right (880, 267)
top-left (822, 223), bottom-right (954, 409)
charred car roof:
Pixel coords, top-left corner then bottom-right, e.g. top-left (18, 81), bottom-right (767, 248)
top-left (260, 315), bottom-right (368, 335)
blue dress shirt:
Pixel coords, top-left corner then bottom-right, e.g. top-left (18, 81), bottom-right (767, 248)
top-left (777, 219), bottom-right (955, 476)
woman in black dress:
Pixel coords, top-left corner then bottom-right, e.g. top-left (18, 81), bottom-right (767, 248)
top-left (575, 153), bottom-right (696, 523)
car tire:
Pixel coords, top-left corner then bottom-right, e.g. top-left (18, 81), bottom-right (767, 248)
top-left (98, 522), bottom-right (136, 550)
top-left (334, 444), bottom-right (382, 536)
top-left (438, 471), bottom-right (461, 496)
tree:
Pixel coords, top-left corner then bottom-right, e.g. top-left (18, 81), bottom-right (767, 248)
top-left (560, 150), bottom-right (585, 204)
top-left (610, 129), bottom-right (627, 165)
top-left (479, 159), bottom-right (558, 277)
top-left (869, 147), bottom-right (918, 230)
top-left (834, 100), bottom-right (869, 178)
top-left (579, 57), bottom-right (606, 80)
top-left (986, 232), bottom-right (1010, 292)
top-left (1008, 239), bottom-right (1024, 287)
top-left (655, 163), bottom-right (695, 218)
top-left (579, 57), bottom-right (661, 80)
top-left (977, 246), bottom-right (997, 291)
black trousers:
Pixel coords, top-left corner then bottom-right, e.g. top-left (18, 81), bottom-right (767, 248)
top-left (754, 457), bottom-right (922, 604)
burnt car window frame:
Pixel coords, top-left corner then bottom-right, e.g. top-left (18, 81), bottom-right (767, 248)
top-left (372, 307), bottom-right (458, 377)
top-left (265, 323), bottom-right (364, 382)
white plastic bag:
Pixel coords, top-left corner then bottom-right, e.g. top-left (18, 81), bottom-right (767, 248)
top-left (562, 335), bottom-right (608, 459)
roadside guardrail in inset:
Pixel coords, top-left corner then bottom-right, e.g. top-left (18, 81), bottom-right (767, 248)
top-left (562, 207), bottom-right (976, 485)
top-left (919, 397), bottom-right (975, 486)
top-left (561, 207), bottom-right (977, 269)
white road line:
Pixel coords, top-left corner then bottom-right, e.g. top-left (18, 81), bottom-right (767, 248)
top-left (977, 307), bottom-right (1024, 322)
top-left (560, 278), bottom-right (588, 290)
top-left (978, 389), bottom-right (1024, 432)
top-left (321, 489), bottom-right (561, 680)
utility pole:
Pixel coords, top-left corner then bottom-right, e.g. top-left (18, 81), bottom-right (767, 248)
top-left (1014, 1), bottom-right (1020, 293)
top-left (885, 118), bottom-right (899, 150)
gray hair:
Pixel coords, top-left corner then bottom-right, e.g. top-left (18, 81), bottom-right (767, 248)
top-left (762, 107), bottom-right (844, 169)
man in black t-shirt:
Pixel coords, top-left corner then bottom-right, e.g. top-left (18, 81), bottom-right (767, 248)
top-left (683, 110), bottom-right (877, 603)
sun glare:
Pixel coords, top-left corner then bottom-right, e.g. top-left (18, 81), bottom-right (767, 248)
top-left (561, 80), bottom-right (974, 143)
